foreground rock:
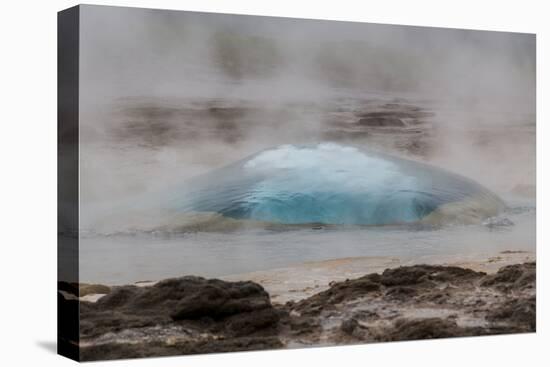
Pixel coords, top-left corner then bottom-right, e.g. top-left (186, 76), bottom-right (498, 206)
top-left (69, 262), bottom-right (535, 360)
top-left (77, 277), bottom-right (281, 360)
top-left (281, 262), bottom-right (535, 346)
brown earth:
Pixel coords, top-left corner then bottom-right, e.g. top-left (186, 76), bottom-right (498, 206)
top-left (60, 262), bottom-right (535, 361)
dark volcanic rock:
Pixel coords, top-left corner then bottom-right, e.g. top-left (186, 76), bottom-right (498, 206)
top-left (87, 276), bottom-right (278, 329)
top-left (95, 286), bottom-right (138, 309)
top-left (380, 265), bottom-right (485, 286)
top-left (79, 262), bottom-right (535, 360)
top-left (358, 116), bottom-right (405, 127)
top-left (286, 316), bottom-right (321, 336)
top-left (293, 265), bottom-right (492, 315)
top-left (284, 262), bottom-right (534, 346)
top-left (292, 275), bottom-right (381, 315)
top-left (81, 336), bottom-right (283, 361)
top-left (384, 286), bottom-right (418, 300)
top-left (381, 318), bottom-right (476, 341)
top-left (169, 278), bottom-right (272, 320)
top-left (354, 107), bottom-right (433, 128)
top-left (481, 262), bottom-right (535, 291)
top-left (226, 307), bottom-right (281, 336)
top-left (79, 276), bottom-right (282, 360)
top-left (340, 318), bottom-right (360, 335)
top-left (486, 297), bottom-right (536, 331)
top-left (91, 276), bottom-right (274, 322)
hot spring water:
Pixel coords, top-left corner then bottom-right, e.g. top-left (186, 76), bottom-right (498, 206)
top-left (75, 143), bottom-right (535, 285)
top-left (169, 143), bottom-right (505, 226)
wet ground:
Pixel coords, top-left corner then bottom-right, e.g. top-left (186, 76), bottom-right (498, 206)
top-left (60, 259), bottom-right (535, 361)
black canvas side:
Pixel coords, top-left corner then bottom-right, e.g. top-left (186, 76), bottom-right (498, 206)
top-left (57, 5), bottom-right (80, 362)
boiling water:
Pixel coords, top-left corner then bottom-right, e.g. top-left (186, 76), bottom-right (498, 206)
top-left (79, 196), bottom-right (534, 285)
top-left (172, 143), bottom-right (504, 225)
top-left (75, 95), bottom-right (535, 286)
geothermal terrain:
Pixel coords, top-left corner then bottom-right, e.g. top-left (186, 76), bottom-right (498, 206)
top-left (60, 254), bottom-right (535, 361)
top-left (60, 8), bottom-right (536, 361)
top-left (65, 94), bottom-right (536, 361)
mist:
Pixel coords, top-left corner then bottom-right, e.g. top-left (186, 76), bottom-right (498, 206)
top-left (77, 5), bottom-right (535, 231)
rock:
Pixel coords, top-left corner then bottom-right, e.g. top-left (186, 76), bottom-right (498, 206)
top-left (486, 297), bottom-right (536, 331)
top-left (481, 262), bottom-right (535, 291)
top-left (80, 276), bottom-right (280, 359)
top-left (384, 286), bottom-right (417, 300)
top-left (80, 336), bottom-right (283, 361)
top-left (500, 250), bottom-right (528, 254)
top-left (91, 276), bottom-right (274, 320)
top-left (169, 279), bottom-right (272, 320)
top-left (287, 262), bottom-right (534, 346)
top-left (78, 262), bottom-right (536, 360)
top-left (287, 316), bottom-right (321, 336)
top-left (226, 308), bottom-right (280, 336)
top-left (340, 318), bottom-right (360, 335)
top-left (380, 265), bottom-right (485, 286)
top-left (381, 318), bottom-right (475, 341)
top-left (95, 286), bottom-right (139, 309)
top-left (417, 289), bottom-right (453, 304)
top-left (357, 116), bottom-right (405, 127)
top-left (292, 264), bottom-right (490, 318)
top-left (292, 276), bottom-right (381, 315)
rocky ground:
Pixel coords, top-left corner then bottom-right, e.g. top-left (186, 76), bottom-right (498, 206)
top-left (58, 260), bottom-right (535, 361)
top-left (110, 97), bottom-right (437, 158)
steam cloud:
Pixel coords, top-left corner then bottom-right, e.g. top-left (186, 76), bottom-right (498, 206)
top-left (77, 5), bottom-right (535, 231)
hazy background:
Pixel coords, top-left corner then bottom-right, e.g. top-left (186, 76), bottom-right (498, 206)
top-left (78, 5), bottom-right (535, 231)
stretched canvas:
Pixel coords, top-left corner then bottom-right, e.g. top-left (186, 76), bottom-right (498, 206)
top-left (58, 4), bottom-right (536, 361)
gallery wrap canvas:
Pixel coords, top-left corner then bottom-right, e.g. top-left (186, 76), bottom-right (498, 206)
top-left (58, 4), bottom-right (536, 362)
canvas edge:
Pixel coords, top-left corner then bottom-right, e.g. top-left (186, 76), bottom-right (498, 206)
top-left (57, 4), bottom-right (81, 362)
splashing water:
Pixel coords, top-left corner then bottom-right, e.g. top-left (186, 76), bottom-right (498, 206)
top-left (167, 143), bottom-right (505, 226)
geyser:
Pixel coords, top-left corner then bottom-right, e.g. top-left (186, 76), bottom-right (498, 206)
top-left (171, 143), bottom-right (505, 226)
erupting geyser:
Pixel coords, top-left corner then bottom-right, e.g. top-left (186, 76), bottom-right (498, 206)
top-left (173, 144), bottom-right (505, 226)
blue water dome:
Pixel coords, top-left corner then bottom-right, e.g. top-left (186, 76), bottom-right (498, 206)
top-left (174, 143), bottom-right (505, 226)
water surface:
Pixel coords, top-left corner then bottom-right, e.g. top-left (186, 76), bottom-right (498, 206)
top-left (79, 197), bottom-right (534, 285)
